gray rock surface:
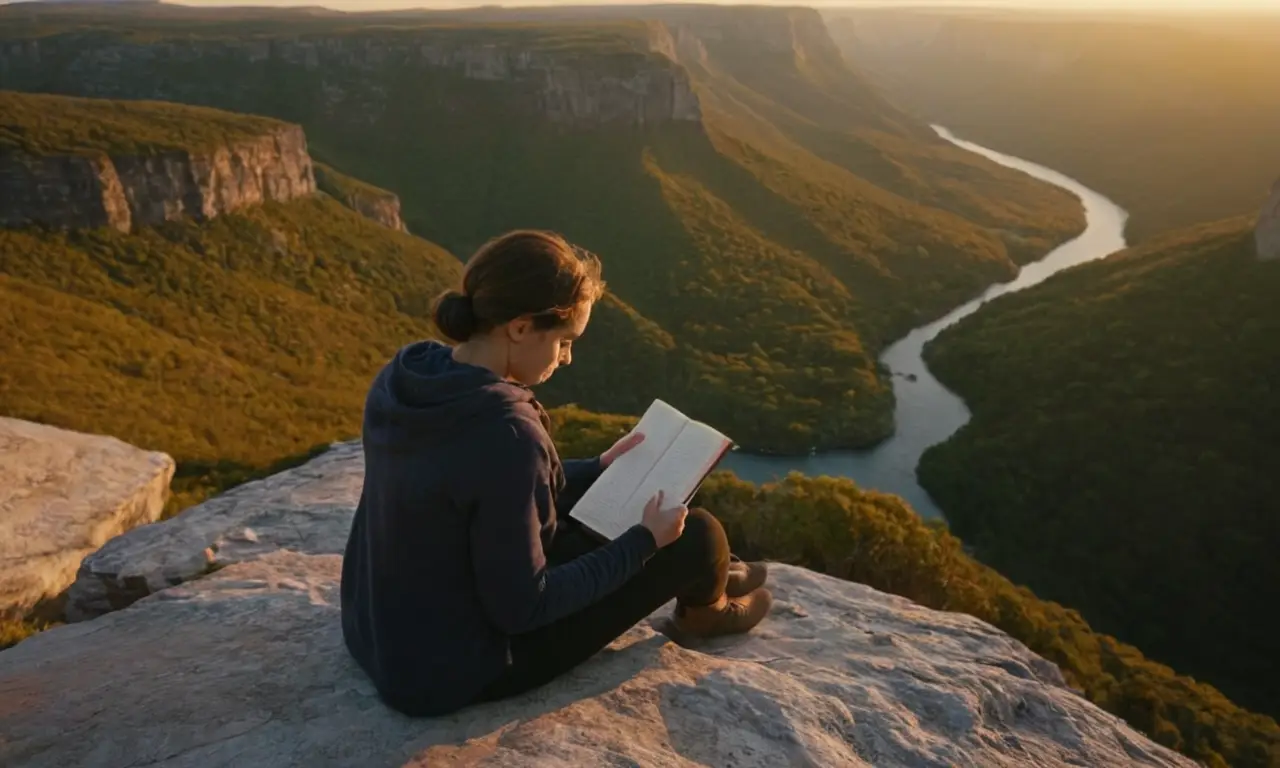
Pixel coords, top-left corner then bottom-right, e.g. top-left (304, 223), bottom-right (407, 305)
top-left (0, 125), bottom-right (315, 233)
top-left (64, 440), bottom-right (362, 622)
top-left (1257, 178), bottom-right (1280, 261)
top-left (0, 550), bottom-right (1192, 768)
top-left (0, 418), bottom-right (174, 619)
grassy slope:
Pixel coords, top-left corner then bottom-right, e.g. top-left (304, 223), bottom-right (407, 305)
top-left (0, 3), bottom-right (1084, 453)
top-left (830, 9), bottom-right (1280, 243)
top-left (919, 218), bottom-right (1280, 723)
top-left (0, 92), bottom-right (473, 510)
top-left (0, 196), bottom-right (463, 512)
top-left (554, 407), bottom-right (1280, 768)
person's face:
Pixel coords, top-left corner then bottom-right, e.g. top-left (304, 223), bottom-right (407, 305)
top-left (503, 302), bottom-right (591, 386)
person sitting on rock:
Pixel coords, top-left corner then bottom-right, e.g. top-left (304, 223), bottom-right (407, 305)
top-left (339, 229), bottom-right (773, 717)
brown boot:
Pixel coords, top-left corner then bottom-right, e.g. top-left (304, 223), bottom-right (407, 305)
top-left (726, 559), bottom-right (768, 598)
top-left (673, 587), bottom-right (773, 639)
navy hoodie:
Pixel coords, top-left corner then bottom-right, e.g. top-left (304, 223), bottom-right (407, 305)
top-left (340, 340), bottom-right (658, 716)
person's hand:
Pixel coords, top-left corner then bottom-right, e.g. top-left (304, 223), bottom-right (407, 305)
top-left (601, 431), bottom-right (645, 468)
top-left (641, 490), bottom-right (687, 548)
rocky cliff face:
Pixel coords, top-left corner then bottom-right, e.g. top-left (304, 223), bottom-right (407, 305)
top-left (0, 125), bottom-right (315, 232)
top-left (313, 162), bottom-right (407, 232)
top-left (644, 7), bottom-right (847, 73)
top-left (667, 6), bottom-right (845, 60)
top-left (1257, 178), bottom-right (1280, 261)
top-left (0, 418), bottom-right (174, 620)
top-left (0, 31), bottom-right (701, 129)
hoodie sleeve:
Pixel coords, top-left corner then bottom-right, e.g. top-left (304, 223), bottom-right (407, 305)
top-left (469, 427), bottom-right (657, 635)
top-left (557, 457), bottom-right (605, 514)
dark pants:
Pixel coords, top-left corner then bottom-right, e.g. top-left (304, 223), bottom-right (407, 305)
top-left (477, 507), bottom-right (730, 703)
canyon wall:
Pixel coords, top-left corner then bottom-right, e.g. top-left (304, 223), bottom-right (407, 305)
top-left (0, 126), bottom-right (315, 232)
top-left (0, 32), bottom-right (701, 129)
top-left (1257, 178), bottom-right (1280, 261)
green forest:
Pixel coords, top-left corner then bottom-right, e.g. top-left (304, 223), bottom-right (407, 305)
top-left (0, 2), bottom-right (1083, 453)
top-left (920, 218), bottom-right (1280, 731)
top-left (833, 8), bottom-right (1280, 243)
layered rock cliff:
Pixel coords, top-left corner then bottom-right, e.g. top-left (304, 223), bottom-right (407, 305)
top-left (314, 162), bottom-right (407, 232)
top-left (1257, 178), bottom-right (1280, 261)
top-left (0, 418), bottom-right (174, 620)
top-left (0, 26), bottom-right (701, 129)
top-left (640, 5), bottom-right (920, 138)
top-left (17, 440), bottom-right (1193, 767)
top-left (0, 119), bottom-right (315, 233)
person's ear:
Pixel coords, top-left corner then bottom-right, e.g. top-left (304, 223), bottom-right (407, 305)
top-left (505, 315), bottom-right (532, 343)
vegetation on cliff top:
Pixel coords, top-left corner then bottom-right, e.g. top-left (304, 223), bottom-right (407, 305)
top-left (0, 3), bottom-right (1084, 453)
top-left (919, 218), bottom-right (1280, 726)
top-left (0, 617), bottom-right (42, 652)
top-left (551, 406), bottom-right (1280, 768)
top-left (314, 162), bottom-right (398, 204)
top-left (0, 89), bottom-right (286, 155)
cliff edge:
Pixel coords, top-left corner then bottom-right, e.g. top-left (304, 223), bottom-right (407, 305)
top-left (314, 162), bottom-right (408, 232)
top-left (0, 417), bottom-right (173, 621)
top-left (22, 440), bottom-right (1196, 767)
top-left (1257, 178), bottom-right (1280, 261)
top-left (0, 90), bottom-right (315, 232)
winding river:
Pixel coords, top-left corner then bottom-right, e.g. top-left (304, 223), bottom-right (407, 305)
top-left (720, 125), bottom-right (1130, 520)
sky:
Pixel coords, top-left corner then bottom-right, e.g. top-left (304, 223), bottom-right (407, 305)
top-left (4, 0), bottom-right (1277, 11)
top-left (144, 0), bottom-right (1280, 11)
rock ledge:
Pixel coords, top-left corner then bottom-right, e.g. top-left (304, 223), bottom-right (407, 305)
top-left (1257, 177), bottom-right (1280, 261)
top-left (0, 417), bottom-right (174, 619)
top-left (0, 552), bottom-right (1192, 767)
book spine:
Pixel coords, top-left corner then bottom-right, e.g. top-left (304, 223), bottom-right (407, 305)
top-left (684, 438), bottom-right (733, 505)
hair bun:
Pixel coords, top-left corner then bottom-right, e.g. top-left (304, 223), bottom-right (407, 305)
top-left (433, 290), bottom-right (477, 342)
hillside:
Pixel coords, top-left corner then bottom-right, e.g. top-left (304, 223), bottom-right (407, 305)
top-left (918, 217), bottom-right (1280, 724)
top-left (0, 90), bottom-right (468, 512)
top-left (831, 8), bottom-right (1280, 243)
top-left (0, 2), bottom-right (1084, 453)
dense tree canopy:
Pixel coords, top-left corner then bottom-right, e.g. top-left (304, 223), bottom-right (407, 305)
top-left (920, 218), bottom-right (1280, 728)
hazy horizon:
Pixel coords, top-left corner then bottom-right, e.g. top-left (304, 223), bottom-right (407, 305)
top-left (4, 0), bottom-right (1278, 14)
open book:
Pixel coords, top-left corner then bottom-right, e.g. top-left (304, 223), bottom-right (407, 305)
top-left (568, 399), bottom-right (733, 541)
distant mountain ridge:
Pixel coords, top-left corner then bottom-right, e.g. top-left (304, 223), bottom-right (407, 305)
top-left (830, 7), bottom-right (1280, 243)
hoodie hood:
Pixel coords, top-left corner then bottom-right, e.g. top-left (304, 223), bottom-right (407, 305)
top-left (362, 340), bottom-right (535, 448)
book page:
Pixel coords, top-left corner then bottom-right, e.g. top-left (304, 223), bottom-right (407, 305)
top-left (569, 400), bottom-right (687, 539)
top-left (625, 420), bottom-right (731, 519)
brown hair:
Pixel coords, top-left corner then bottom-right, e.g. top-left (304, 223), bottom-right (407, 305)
top-left (432, 230), bottom-right (606, 342)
